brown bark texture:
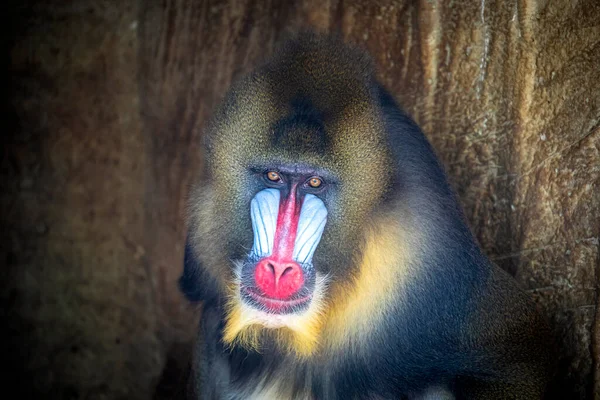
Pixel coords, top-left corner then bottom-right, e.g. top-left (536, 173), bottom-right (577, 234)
top-left (3, 0), bottom-right (599, 399)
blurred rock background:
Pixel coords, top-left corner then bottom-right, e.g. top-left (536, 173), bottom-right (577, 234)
top-left (2, 0), bottom-right (599, 399)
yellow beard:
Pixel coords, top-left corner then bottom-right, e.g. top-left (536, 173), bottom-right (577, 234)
top-left (221, 218), bottom-right (415, 358)
top-left (222, 276), bottom-right (328, 358)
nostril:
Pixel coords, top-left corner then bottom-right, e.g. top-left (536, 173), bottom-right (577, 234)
top-left (254, 259), bottom-right (304, 299)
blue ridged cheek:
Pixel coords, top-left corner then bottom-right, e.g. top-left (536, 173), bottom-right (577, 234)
top-left (250, 188), bottom-right (280, 259)
top-left (292, 194), bottom-right (327, 264)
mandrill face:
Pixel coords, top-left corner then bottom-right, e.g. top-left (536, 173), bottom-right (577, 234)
top-left (194, 37), bottom-right (394, 355)
top-left (233, 166), bottom-right (331, 332)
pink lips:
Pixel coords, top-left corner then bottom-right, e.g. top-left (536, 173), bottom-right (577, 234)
top-left (243, 287), bottom-right (311, 313)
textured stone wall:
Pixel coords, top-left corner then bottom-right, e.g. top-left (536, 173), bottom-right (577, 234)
top-left (3, 1), bottom-right (598, 399)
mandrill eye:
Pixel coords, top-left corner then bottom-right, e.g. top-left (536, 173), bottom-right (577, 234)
top-left (307, 177), bottom-right (323, 188)
top-left (266, 171), bottom-right (282, 182)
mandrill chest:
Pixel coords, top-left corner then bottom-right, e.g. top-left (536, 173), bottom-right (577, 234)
top-left (224, 351), bottom-right (336, 400)
top-left (232, 370), bottom-right (316, 400)
top-left (225, 347), bottom-right (404, 400)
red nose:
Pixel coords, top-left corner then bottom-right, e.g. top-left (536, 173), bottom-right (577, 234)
top-left (254, 258), bottom-right (304, 299)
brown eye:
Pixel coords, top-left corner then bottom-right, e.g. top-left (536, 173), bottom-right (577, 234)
top-left (308, 177), bottom-right (323, 188)
top-left (266, 171), bottom-right (281, 182)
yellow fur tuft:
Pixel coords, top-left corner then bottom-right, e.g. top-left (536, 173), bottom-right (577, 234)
top-left (322, 218), bottom-right (416, 351)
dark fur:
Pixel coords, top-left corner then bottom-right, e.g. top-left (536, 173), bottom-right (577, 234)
top-left (181, 33), bottom-right (555, 399)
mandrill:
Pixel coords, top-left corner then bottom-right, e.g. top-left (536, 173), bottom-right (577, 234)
top-left (180, 33), bottom-right (554, 399)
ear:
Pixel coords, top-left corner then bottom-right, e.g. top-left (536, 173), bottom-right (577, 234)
top-left (179, 236), bottom-right (218, 305)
